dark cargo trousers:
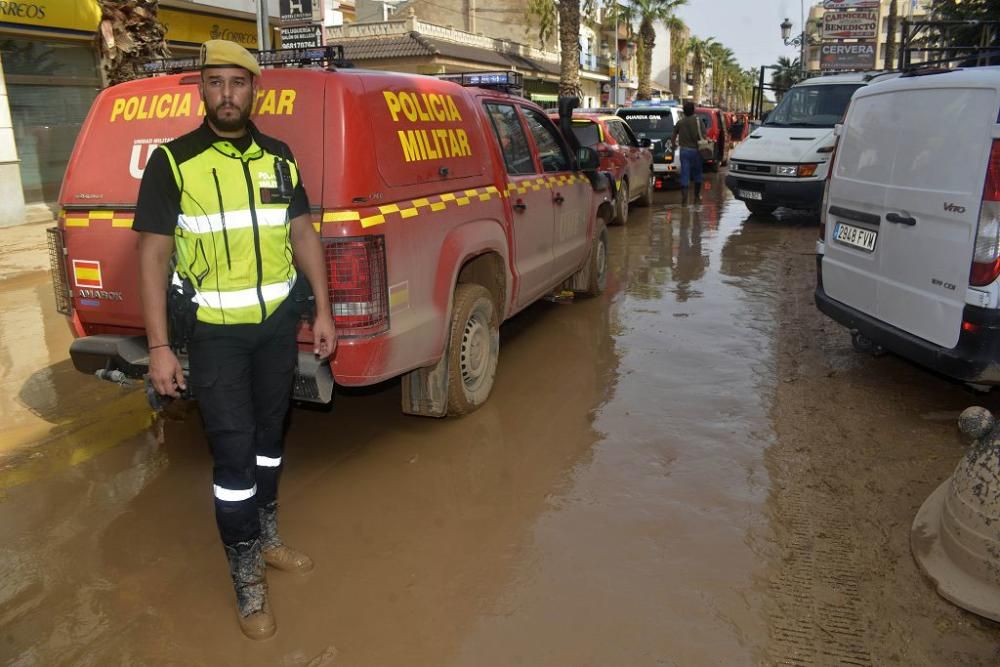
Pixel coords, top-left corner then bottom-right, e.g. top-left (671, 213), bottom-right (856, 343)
top-left (188, 297), bottom-right (299, 546)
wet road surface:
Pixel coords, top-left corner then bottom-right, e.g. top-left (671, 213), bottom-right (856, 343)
top-left (2, 174), bottom-right (999, 665)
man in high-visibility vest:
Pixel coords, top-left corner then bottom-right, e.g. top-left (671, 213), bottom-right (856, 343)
top-left (134, 39), bottom-right (336, 640)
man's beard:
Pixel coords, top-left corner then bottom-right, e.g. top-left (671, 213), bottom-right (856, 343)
top-left (207, 101), bottom-right (251, 132)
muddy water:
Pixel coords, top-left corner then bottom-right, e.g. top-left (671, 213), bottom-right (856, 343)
top-left (1, 175), bottom-right (794, 665)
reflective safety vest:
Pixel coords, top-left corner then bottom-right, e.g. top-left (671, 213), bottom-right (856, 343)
top-left (159, 123), bottom-right (302, 325)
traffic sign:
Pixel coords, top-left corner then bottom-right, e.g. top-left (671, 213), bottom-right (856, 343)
top-left (822, 0), bottom-right (879, 8)
top-left (279, 24), bottom-right (323, 49)
top-left (823, 10), bottom-right (878, 39)
top-left (820, 42), bottom-right (877, 71)
top-left (279, 0), bottom-right (314, 25)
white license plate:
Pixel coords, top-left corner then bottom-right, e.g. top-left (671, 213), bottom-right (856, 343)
top-left (740, 189), bottom-right (763, 201)
top-left (834, 222), bottom-right (878, 252)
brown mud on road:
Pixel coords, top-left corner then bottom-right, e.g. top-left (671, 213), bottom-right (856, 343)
top-left (762, 218), bottom-right (1000, 665)
top-left (2, 182), bottom-right (999, 665)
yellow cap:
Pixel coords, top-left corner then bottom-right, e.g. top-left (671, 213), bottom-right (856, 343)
top-left (200, 39), bottom-right (261, 76)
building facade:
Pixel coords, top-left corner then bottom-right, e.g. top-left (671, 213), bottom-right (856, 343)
top-left (327, 5), bottom-right (611, 109)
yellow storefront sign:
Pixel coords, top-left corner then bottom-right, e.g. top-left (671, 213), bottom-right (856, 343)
top-left (0, 2), bottom-right (258, 48)
top-left (0, 1), bottom-right (101, 32)
top-left (158, 8), bottom-right (258, 48)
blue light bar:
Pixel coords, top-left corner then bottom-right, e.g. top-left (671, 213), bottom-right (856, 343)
top-left (438, 70), bottom-right (524, 91)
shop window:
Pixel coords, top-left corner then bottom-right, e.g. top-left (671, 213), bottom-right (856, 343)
top-left (1, 39), bottom-right (100, 204)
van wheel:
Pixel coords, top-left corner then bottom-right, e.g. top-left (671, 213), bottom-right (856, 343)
top-left (574, 221), bottom-right (608, 298)
top-left (612, 180), bottom-right (629, 225)
top-left (446, 284), bottom-right (499, 416)
top-left (635, 172), bottom-right (654, 207)
top-left (746, 202), bottom-right (777, 217)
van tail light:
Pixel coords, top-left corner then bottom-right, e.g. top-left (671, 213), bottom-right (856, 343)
top-left (596, 143), bottom-right (614, 159)
top-left (970, 140), bottom-right (1000, 287)
top-left (819, 137), bottom-right (840, 242)
top-left (324, 235), bottom-right (389, 337)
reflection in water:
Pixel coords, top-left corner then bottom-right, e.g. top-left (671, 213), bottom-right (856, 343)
top-left (454, 175), bottom-right (781, 665)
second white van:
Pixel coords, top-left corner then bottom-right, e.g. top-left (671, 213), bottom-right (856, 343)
top-left (726, 71), bottom-right (892, 217)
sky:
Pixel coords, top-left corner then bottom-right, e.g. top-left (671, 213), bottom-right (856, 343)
top-left (675, 0), bottom-right (815, 72)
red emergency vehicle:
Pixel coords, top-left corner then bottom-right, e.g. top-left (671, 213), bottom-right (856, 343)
top-left (49, 49), bottom-right (614, 417)
top-left (550, 112), bottom-right (654, 225)
top-left (695, 105), bottom-right (729, 170)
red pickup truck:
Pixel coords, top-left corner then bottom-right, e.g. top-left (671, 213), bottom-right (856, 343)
top-left (49, 52), bottom-right (614, 417)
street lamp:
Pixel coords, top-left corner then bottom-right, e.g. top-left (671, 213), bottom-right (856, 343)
top-left (780, 16), bottom-right (811, 76)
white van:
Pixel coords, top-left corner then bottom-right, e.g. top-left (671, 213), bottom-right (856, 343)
top-left (816, 67), bottom-right (1000, 385)
top-left (727, 71), bottom-right (891, 217)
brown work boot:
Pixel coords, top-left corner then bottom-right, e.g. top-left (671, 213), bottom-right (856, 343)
top-left (259, 501), bottom-right (314, 574)
top-left (224, 538), bottom-right (276, 640)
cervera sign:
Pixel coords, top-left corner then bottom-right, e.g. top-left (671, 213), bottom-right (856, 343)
top-left (822, 0), bottom-right (879, 8)
top-left (823, 10), bottom-right (878, 39)
top-left (820, 43), bottom-right (877, 71)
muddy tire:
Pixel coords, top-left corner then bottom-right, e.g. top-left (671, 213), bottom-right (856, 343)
top-left (575, 222), bottom-right (608, 298)
top-left (745, 202), bottom-right (777, 217)
top-left (612, 180), bottom-right (629, 225)
top-left (446, 284), bottom-right (499, 416)
top-left (635, 171), bottom-right (654, 207)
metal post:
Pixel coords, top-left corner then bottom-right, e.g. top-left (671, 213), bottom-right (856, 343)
top-left (757, 65), bottom-right (765, 119)
top-left (800, 0), bottom-right (806, 76)
top-left (256, 0), bottom-right (271, 52)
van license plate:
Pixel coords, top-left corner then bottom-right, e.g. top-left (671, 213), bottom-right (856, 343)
top-left (740, 189), bottom-right (763, 201)
top-left (834, 223), bottom-right (877, 252)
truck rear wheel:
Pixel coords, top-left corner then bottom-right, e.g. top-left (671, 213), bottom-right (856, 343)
top-left (446, 284), bottom-right (499, 416)
top-left (575, 222), bottom-right (608, 297)
top-left (612, 180), bottom-right (629, 225)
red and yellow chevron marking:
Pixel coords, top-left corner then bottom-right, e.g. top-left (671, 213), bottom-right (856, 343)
top-left (62, 210), bottom-right (135, 228)
top-left (72, 259), bottom-right (103, 288)
top-left (321, 184), bottom-right (504, 229)
top-left (321, 175), bottom-right (588, 229)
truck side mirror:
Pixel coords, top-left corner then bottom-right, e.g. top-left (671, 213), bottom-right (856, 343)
top-left (576, 146), bottom-right (600, 171)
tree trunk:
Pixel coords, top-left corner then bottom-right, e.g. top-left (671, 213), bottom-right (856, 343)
top-left (97, 0), bottom-right (170, 87)
top-left (693, 61), bottom-right (703, 104)
top-left (636, 20), bottom-right (655, 100)
top-left (557, 0), bottom-right (581, 97)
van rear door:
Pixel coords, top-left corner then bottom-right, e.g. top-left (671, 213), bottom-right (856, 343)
top-left (823, 77), bottom-right (998, 348)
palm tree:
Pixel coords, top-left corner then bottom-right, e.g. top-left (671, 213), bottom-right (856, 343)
top-left (528, 0), bottom-right (603, 97)
top-left (627, 0), bottom-right (687, 100)
top-left (707, 43), bottom-right (736, 107)
top-left (688, 36), bottom-right (716, 104)
top-left (770, 56), bottom-right (801, 101)
top-left (97, 0), bottom-right (170, 86)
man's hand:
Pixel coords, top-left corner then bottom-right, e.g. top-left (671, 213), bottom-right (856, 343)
top-left (149, 346), bottom-right (186, 397)
top-left (312, 312), bottom-right (337, 360)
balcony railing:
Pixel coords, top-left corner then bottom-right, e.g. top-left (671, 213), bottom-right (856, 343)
top-left (579, 53), bottom-right (611, 72)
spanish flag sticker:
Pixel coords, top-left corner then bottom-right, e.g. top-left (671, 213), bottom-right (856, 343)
top-left (73, 260), bottom-right (103, 289)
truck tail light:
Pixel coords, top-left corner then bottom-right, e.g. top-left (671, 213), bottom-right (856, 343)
top-left (47, 223), bottom-right (72, 315)
top-left (324, 235), bottom-right (388, 337)
top-left (596, 142), bottom-right (614, 159)
top-left (970, 140), bottom-right (1000, 287)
